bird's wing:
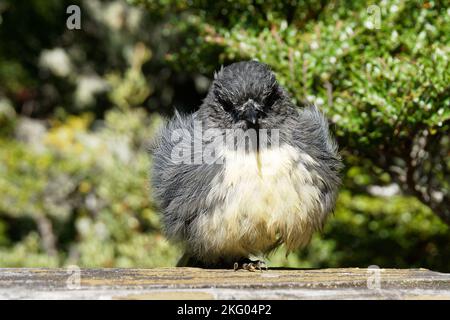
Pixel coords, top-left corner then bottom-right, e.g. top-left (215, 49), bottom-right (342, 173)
top-left (290, 104), bottom-right (343, 220)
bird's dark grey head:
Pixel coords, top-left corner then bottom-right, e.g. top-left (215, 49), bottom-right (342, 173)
top-left (203, 61), bottom-right (289, 129)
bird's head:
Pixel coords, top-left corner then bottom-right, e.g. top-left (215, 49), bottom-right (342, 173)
top-left (206, 61), bottom-right (286, 129)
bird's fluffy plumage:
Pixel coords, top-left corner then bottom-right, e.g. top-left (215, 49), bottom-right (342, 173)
top-left (150, 61), bottom-right (341, 267)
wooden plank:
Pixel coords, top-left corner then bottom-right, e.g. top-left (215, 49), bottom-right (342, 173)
top-left (0, 268), bottom-right (449, 299)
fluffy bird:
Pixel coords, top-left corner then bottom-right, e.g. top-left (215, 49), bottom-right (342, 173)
top-left (150, 61), bottom-right (341, 270)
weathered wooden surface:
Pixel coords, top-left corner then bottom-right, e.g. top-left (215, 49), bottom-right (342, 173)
top-left (0, 268), bottom-right (449, 300)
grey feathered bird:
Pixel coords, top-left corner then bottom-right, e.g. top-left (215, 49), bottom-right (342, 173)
top-left (150, 61), bottom-right (341, 270)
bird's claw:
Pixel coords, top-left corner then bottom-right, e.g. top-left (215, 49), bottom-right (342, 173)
top-left (233, 259), bottom-right (267, 272)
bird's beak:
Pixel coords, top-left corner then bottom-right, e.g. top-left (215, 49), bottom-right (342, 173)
top-left (246, 108), bottom-right (258, 125)
top-left (242, 99), bottom-right (262, 125)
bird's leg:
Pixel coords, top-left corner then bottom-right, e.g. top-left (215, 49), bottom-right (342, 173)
top-left (233, 258), bottom-right (268, 272)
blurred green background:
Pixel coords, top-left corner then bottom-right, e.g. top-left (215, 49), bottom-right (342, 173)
top-left (0, 0), bottom-right (449, 271)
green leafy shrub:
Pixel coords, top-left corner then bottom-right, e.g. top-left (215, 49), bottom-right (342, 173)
top-left (0, 107), bottom-right (179, 267)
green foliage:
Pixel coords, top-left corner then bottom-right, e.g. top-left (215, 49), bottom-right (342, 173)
top-left (0, 98), bottom-right (16, 136)
top-left (0, 0), bottom-right (448, 270)
top-left (302, 192), bottom-right (450, 270)
top-left (0, 108), bottom-right (179, 267)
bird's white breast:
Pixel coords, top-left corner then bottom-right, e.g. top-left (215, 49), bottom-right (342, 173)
top-left (192, 144), bottom-right (324, 261)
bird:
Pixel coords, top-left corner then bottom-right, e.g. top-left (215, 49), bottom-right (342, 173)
top-left (150, 60), bottom-right (341, 270)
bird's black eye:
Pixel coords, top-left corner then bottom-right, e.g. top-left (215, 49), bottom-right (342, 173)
top-left (264, 89), bottom-right (280, 108)
top-left (219, 98), bottom-right (233, 112)
top-left (213, 86), bottom-right (234, 112)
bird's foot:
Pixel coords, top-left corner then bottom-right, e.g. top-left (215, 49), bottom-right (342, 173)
top-left (233, 258), bottom-right (267, 272)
